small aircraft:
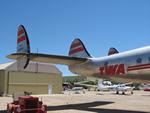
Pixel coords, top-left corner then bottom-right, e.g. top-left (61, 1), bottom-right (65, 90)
top-left (139, 84), bottom-right (150, 91)
top-left (97, 81), bottom-right (134, 95)
top-left (97, 81), bottom-right (116, 91)
top-left (66, 87), bottom-right (85, 94)
top-left (115, 84), bottom-right (134, 95)
top-left (74, 81), bottom-right (97, 91)
top-left (7, 25), bottom-right (150, 83)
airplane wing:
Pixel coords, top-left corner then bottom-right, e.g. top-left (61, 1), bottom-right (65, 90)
top-left (7, 53), bottom-right (87, 65)
top-left (124, 82), bottom-right (133, 86)
top-left (74, 83), bottom-right (97, 88)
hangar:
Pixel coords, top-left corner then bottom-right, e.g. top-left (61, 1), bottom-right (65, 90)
top-left (0, 62), bottom-right (62, 96)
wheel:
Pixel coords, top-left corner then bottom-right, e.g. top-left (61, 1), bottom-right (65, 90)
top-left (116, 91), bottom-right (119, 94)
top-left (122, 92), bottom-right (125, 95)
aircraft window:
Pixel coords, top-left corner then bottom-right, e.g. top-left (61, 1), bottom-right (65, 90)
top-left (136, 58), bottom-right (142, 64)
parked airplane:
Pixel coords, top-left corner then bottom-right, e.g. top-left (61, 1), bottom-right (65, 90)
top-left (7, 25), bottom-right (150, 83)
top-left (97, 81), bottom-right (116, 91)
top-left (97, 81), bottom-right (134, 95)
top-left (115, 84), bottom-right (134, 95)
top-left (139, 84), bottom-right (150, 91)
top-left (66, 87), bottom-right (85, 94)
top-left (74, 81), bottom-right (97, 91)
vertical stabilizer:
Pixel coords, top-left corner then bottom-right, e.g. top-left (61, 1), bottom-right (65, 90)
top-left (108, 47), bottom-right (119, 56)
top-left (17, 25), bottom-right (30, 53)
top-left (17, 25), bottom-right (30, 69)
top-left (69, 38), bottom-right (91, 58)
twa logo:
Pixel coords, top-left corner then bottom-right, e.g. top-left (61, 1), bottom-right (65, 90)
top-left (99, 64), bottom-right (125, 75)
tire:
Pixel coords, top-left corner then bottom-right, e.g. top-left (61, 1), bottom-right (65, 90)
top-left (122, 92), bottom-right (125, 95)
top-left (116, 91), bottom-right (119, 94)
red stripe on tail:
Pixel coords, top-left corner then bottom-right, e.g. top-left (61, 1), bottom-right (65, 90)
top-left (18, 29), bottom-right (25, 36)
top-left (69, 47), bottom-right (84, 55)
top-left (70, 42), bottom-right (82, 49)
top-left (17, 36), bottom-right (26, 43)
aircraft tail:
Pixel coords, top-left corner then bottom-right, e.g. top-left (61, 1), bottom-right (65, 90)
top-left (69, 38), bottom-right (91, 58)
top-left (17, 25), bottom-right (30, 53)
top-left (7, 26), bottom-right (88, 70)
top-left (16, 25), bottom-right (30, 69)
top-left (108, 47), bottom-right (119, 56)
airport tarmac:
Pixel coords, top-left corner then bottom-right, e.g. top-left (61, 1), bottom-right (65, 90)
top-left (0, 90), bottom-right (150, 113)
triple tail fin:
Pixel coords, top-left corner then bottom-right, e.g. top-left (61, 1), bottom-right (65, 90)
top-left (7, 26), bottom-right (89, 69)
top-left (69, 38), bottom-right (91, 58)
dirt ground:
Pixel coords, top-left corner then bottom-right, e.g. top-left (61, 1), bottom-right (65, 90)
top-left (0, 90), bottom-right (150, 113)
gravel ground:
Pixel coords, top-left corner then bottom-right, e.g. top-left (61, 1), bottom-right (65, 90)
top-left (0, 90), bottom-right (150, 113)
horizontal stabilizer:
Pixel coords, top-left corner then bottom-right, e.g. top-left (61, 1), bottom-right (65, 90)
top-left (7, 53), bottom-right (87, 65)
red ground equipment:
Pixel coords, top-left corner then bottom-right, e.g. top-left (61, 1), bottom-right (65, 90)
top-left (7, 96), bottom-right (47, 113)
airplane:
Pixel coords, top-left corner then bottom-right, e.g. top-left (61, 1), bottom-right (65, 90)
top-left (74, 81), bottom-right (97, 91)
top-left (97, 81), bottom-right (116, 91)
top-left (115, 84), bottom-right (134, 95)
top-left (139, 84), bottom-right (150, 91)
top-left (7, 25), bottom-right (150, 83)
top-left (97, 81), bottom-right (134, 95)
top-left (65, 87), bottom-right (85, 94)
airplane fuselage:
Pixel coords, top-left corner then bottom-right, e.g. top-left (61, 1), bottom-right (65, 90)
top-left (69, 46), bottom-right (150, 83)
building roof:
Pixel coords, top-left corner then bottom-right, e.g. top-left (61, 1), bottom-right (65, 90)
top-left (0, 62), bottom-right (14, 70)
top-left (0, 61), bottom-right (62, 75)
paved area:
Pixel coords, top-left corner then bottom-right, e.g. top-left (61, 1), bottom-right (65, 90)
top-left (0, 90), bottom-right (150, 113)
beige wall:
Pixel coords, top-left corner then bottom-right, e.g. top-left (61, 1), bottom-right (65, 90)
top-left (2, 71), bottom-right (62, 95)
top-left (0, 70), bottom-right (5, 94)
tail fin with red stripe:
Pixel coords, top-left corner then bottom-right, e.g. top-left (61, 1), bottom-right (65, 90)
top-left (108, 47), bottom-right (119, 56)
top-left (17, 25), bottom-right (30, 53)
top-left (17, 25), bottom-right (30, 69)
top-left (69, 38), bottom-right (91, 58)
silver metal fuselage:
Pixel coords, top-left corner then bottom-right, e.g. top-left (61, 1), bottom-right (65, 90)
top-left (69, 46), bottom-right (150, 83)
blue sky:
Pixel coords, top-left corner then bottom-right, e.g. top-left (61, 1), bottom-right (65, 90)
top-left (0, 0), bottom-right (150, 75)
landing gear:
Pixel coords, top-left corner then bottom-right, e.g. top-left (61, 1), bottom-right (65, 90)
top-left (122, 92), bottom-right (125, 95)
top-left (116, 91), bottom-right (119, 94)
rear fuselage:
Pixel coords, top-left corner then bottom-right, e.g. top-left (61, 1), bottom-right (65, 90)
top-left (69, 46), bottom-right (150, 83)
